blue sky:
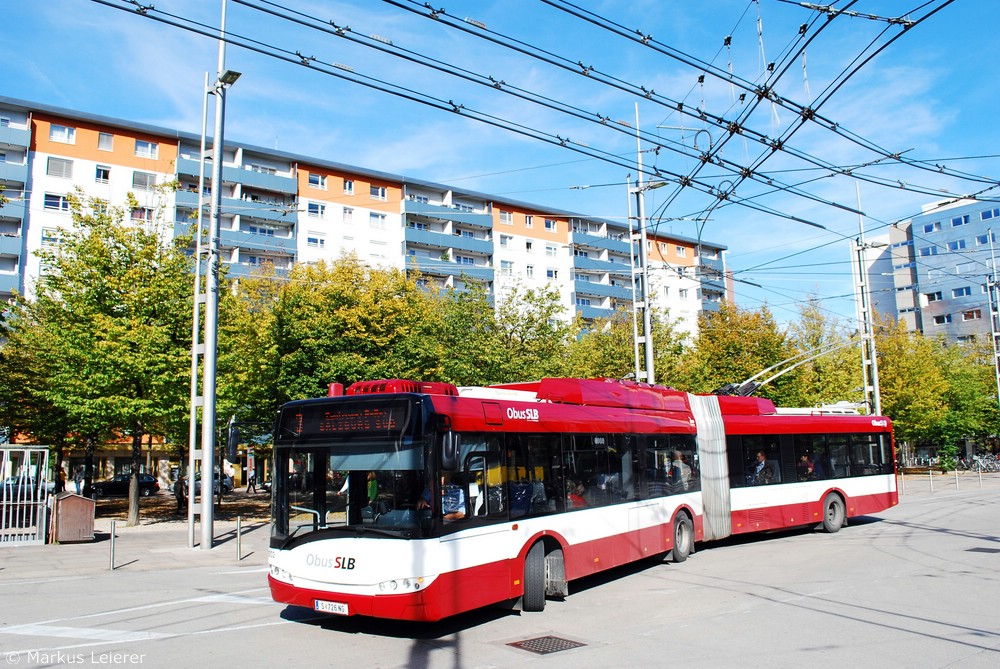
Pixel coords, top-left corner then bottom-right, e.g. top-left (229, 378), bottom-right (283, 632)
top-left (5, 0), bottom-right (999, 328)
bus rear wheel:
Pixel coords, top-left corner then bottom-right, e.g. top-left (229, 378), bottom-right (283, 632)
top-left (671, 513), bottom-right (694, 563)
top-left (821, 493), bottom-right (845, 533)
top-left (522, 541), bottom-right (546, 612)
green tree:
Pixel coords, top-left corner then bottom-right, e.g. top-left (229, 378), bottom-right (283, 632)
top-left (875, 317), bottom-right (948, 448)
top-left (8, 189), bottom-right (192, 525)
top-left (784, 298), bottom-right (861, 408)
top-left (489, 283), bottom-right (570, 382)
top-left (678, 303), bottom-right (794, 402)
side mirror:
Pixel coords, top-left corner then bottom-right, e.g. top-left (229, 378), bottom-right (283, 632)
top-left (441, 432), bottom-right (459, 471)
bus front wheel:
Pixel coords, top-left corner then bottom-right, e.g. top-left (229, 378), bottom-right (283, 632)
top-left (522, 541), bottom-right (546, 612)
top-left (821, 493), bottom-right (845, 533)
top-left (671, 513), bottom-right (694, 563)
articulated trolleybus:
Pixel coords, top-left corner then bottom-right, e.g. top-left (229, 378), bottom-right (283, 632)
top-left (268, 377), bottom-right (897, 621)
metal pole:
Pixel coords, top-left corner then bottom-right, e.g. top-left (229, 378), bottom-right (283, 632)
top-left (236, 514), bottom-right (242, 561)
top-left (855, 183), bottom-right (882, 415)
top-left (987, 232), bottom-right (1000, 415)
top-left (188, 72), bottom-right (210, 550)
top-left (626, 174), bottom-right (641, 381)
top-left (201, 0), bottom-right (229, 550)
top-left (929, 468), bottom-right (933, 494)
top-left (634, 104), bottom-right (655, 384)
top-left (109, 519), bottom-right (116, 571)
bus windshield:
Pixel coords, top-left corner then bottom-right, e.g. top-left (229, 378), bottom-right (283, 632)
top-left (270, 396), bottom-right (434, 546)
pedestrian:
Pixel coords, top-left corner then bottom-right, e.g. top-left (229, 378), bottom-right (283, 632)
top-left (174, 475), bottom-right (187, 516)
top-left (73, 466), bottom-right (83, 495)
top-left (247, 467), bottom-right (257, 494)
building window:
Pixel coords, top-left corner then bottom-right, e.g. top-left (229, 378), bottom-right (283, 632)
top-left (307, 202), bottom-right (326, 218)
top-left (501, 260), bottom-right (514, 275)
top-left (500, 235), bottom-right (512, 247)
top-left (49, 124), bottom-right (75, 144)
top-left (98, 132), bottom-right (113, 151)
top-left (248, 225), bottom-right (275, 237)
top-left (546, 268), bottom-right (558, 279)
top-left (308, 173), bottom-right (327, 189)
top-left (131, 207), bottom-right (154, 222)
top-left (500, 210), bottom-right (513, 225)
top-left (576, 297), bottom-right (592, 307)
top-left (370, 185), bottom-right (387, 200)
top-left (981, 208), bottom-right (1000, 221)
top-left (524, 215), bottom-right (533, 228)
top-left (963, 309), bottom-right (982, 321)
top-left (454, 203), bottom-right (474, 213)
top-left (0, 117), bottom-right (10, 128)
top-left (679, 289), bottom-right (689, 300)
top-left (41, 227), bottom-right (61, 246)
top-left (307, 234), bottom-right (326, 248)
top-left (343, 207), bottom-right (353, 224)
top-left (43, 193), bottom-right (70, 212)
top-left (526, 265), bottom-right (534, 278)
top-left (134, 139), bottom-right (158, 159)
top-left (953, 286), bottom-right (972, 298)
top-left (455, 229), bottom-right (474, 239)
top-left (0, 151), bottom-right (5, 163)
top-left (918, 246), bottom-right (939, 257)
top-left (95, 165), bottom-right (110, 184)
top-left (456, 255), bottom-right (475, 266)
top-left (408, 194), bottom-right (429, 204)
top-left (545, 244), bottom-right (557, 257)
top-left (948, 239), bottom-right (966, 251)
top-left (951, 215), bottom-right (969, 227)
top-left (544, 218), bottom-right (557, 232)
top-left (925, 291), bottom-right (942, 302)
top-left (976, 233), bottom-right (996, 246)
top-left (369, 212), bottom-right (387, 229)
top-left (932, 315), bottom-right (952, 325)
top-left (894, 261), bottom-right (916, 270)
top-left (408, 221), bottom-right (429, 231)
top-left (676, 246), bottom-right (688, 257)
top-left (574, 248), bottom-right (589, 258)
top-left (923, 221), bottom-right (941, 233)
top-left (249, 164), bottom-right (277, 175)
top-left (132, 171), bottom-right (156, 191)
top-left (343, 179), bottom-right (354, 195)
top-left (526, 241), bottom-right (533, 253)
top-left (46, 157), bottom-right (73, 179)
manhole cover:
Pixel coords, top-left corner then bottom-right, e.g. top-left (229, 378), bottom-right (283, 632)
top-left (508, 636), bottom-right (587, 655)
top-left (967, 547), bottom-right (1000, 554)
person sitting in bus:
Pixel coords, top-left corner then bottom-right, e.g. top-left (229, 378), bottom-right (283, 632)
top-left (747, 451), bottom-right (774, 486)
top-left (797, 454), bottom-right (816, 481)
top-left (669, 451), bottom-right (692, 491)
top-left (567, 480), bottom-right (588, 508)
top-left (418, 474), bottom-right (466, 520)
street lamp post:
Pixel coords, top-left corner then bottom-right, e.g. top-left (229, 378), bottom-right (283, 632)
top-left (197, 0), bottom-right (240, 550)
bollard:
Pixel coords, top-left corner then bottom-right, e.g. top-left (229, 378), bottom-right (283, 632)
top-left (109, 519), bottom-right (116, 571)
top-left (955, 469), bottom-right (959, 491)
top-left (237, 515), bottom-right (242, 561)
top-left (979, 468), bottom-right (983, 489)
top-left (929, 469), bottom-right (934, 494)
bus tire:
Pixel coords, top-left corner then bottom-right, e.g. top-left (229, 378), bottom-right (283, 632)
top-left (522, 541), bottom-right (546, 612)
top-left (671, 513), bottom-right (694, 563)
top-left (822, 493), bottom-right (845, 533)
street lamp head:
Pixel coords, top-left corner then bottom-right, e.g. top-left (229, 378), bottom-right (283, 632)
top-left (645, 180), bottom-right (668, 191)
top-left (219, 70), bottom-right (242, 86)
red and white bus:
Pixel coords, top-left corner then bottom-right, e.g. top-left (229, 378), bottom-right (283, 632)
top-left (268, 377), bottom-right (897, 621)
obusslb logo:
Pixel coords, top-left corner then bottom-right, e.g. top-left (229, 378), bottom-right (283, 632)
top-left (306, 553), bottom-right (355, 569)
top-left (506, 406), bottom-right (539, 421)
top-left (870, 419), bottom-right (888, 427)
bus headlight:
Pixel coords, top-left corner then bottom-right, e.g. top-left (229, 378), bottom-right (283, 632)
top-left (269, 564), bottom-right (292, 582)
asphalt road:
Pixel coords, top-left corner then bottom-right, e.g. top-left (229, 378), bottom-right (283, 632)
top-left (0, 475), bottom-right (998, 669)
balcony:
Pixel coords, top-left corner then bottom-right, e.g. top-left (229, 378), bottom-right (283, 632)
top-left (173, 223), bottom-right (296, 254)
top-left (405, 227), bottom-right (492, 254)
top-left (0, 272), bottom-right (19, 295)
top-left (700, 299), bottom-right (722, 313)
top-left (698, 255), bottom-right (724, 273)
top-left (576, 304), bottom-right (615, 320)
top-left (0, 234), bottom-right (23, 256)
top-left (175, 158), bottom-right (297, 194)
top-left (0, 126), bottom-right (30, 149)
top-left (573, 256), bottom-right (621, 273)
top-left (407, 257), bottom-right (493, 282)
top-left (0, 162), bottom-right (28, 184)
top-left (0, 199), bottom-right (26, 221)
top-left (572, 230), bottom-right (631, 255)
top-left (223, 262), bottom-right (291, 281)
top-left (226, 197), bottom-right (298, 224)
top-left (574, 280), bottom-right (633, 300)
top-left (404, 200), bottom-right (493, 229)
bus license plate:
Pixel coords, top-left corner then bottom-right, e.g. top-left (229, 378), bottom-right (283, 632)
top-left (314, 599), bottom-right (349, 615)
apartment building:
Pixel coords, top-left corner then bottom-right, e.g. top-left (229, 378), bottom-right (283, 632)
top-left (0, 96), bottom-right (729, 336)
top-left (871, 198), bottom-right (1000, 342)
